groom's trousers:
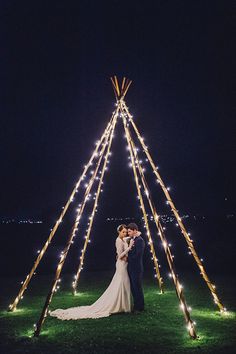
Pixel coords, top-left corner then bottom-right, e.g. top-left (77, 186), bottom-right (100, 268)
top-left (128, 269), bottom-right (144, 311)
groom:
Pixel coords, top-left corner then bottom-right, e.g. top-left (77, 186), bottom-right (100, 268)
top-left (127, 223), bottom-right (145, 312)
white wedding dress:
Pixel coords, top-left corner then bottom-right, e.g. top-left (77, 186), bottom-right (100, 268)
top-left (50, 237), bottom-right (131, 320)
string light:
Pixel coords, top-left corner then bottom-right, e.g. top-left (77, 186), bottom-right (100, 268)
top-left (13, 78), bottom-right (225, 339)
top-left (121, 111), bottom-right (197, 338)
top-left (124, 106), bottom-right (225, 315)
top-left (32, 112), bottom-right (119, 336)
top-left (8, 114), bottom-right (117, 314)
top-left (122, 113), bottom-right (164, 294)
top-left (72, 112), bottom-right (118, 295)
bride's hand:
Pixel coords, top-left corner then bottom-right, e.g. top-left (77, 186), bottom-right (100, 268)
top-left (120, 255), bottom-right (128, 262)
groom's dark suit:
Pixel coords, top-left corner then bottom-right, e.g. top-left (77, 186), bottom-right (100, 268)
top-left (127, 235), bottom-right (145, 311)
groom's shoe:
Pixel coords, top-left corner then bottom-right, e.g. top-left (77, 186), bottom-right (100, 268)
top-left (132, 308), bottom-right (144, 314)
top-left (133, 310), bottom-right (141, 314)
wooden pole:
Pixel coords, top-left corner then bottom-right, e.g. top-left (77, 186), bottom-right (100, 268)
top-left (121, 77), bottom-right (126, 91)
top-left (120, 109), bottom-right (164, 293)
top-left (114, 76), bottom-right (121, 98)
top-left (72, 114), bottom-right (117, 294)
top-left (123, 103), bottom-right (225, 313)
top-left (110, 77), bottom-right (118, 100)
top-left (122, 113), bottom-right (197, 338)
top-left (8, 115), bottom-right (115, 312)
top-left (122, 80), bottom-right (132, 99)
top-left (33, 112), bottom-right (118, 336)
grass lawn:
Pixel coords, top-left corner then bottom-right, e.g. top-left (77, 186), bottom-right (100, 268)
top-left (0, 271), bottom-right (235, 354)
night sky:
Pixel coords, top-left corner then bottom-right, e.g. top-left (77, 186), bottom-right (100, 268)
top-left (1, 0), bottom-right (235, 221)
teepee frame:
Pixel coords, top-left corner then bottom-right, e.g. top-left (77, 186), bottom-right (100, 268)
top-left (8, 76), bottom-right (226, 339)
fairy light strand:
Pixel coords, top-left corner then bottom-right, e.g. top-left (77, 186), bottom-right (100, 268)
top-left (33, 113), bottom-right (118, 337)
top-left (122, 112), bottom-right (197, 338)
top-left (122, 102), bottom-right (225, 313)
top-left (8, 114), bottom-right (116, 313)
top-left (72, 114), bottom-right (118, 294)
top-left (120, 107), bottom-right (164, 293)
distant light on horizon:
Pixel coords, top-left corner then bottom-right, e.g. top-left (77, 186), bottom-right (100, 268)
top-left (0, 219), bottom-right (43, 224)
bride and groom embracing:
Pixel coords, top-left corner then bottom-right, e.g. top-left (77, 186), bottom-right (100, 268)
top-left (50, 223), bottom-right (145, 320)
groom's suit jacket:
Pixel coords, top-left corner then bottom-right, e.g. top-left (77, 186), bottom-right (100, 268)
top-left (128, 236), bottom-right (145, 274)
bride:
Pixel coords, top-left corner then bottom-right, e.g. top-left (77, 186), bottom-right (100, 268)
top-left (50, 224), bottom-right (134, 320)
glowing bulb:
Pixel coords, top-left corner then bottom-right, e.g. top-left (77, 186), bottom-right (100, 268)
top-left (162, 241), bottom-right (167, 248)
top-left (187, 323), bottom-right (192, 331)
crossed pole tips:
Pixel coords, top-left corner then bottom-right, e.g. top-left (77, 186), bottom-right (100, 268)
top-left (110, 76), bottom-right (132, 101)
top-left (8, 76), bottom-right (226, 339)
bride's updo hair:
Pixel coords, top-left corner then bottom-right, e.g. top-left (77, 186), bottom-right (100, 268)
top-left (117, 224), bottom-right (127, 233)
